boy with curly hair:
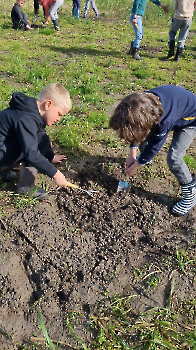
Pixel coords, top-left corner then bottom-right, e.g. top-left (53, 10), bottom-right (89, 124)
top-left (109, 85), bottom-right (196, 216)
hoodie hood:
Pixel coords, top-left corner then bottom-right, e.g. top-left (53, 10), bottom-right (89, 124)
top-left (9, 92), bottom-right (40, 117)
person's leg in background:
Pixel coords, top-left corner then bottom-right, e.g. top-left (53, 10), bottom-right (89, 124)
top-left (174, 18), bottom-right (192, 61)
top-left (129, 13), bottom-right (143, 60)
top-left (49, 0), bottom-right (64, 29)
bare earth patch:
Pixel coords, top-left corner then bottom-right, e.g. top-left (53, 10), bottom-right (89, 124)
top-left (0, 141), bottom-right (196, 349)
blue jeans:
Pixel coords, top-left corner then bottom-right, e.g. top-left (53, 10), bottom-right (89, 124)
top-left (84, 0), bottom-right (98, 15)
top-left (130, 13), bottom-right (143, 48)
top-left (169, 17), bottom-right (192, 48)
top-left (167, 126), bottom-right (196, 185)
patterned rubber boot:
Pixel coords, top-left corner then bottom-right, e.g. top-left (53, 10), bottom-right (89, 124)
top-left (172, 179), bottom-right (196, 216)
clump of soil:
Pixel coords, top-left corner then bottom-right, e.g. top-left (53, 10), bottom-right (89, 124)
top-left (0, 144), bottom-right (196, 349)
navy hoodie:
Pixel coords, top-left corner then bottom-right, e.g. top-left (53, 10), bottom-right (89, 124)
top-left (136, 85), bottom-right (196, 165)
top-left (11, 2), bottom-right (29, 29)
top-left (0, 92), bottom-right (57, 178)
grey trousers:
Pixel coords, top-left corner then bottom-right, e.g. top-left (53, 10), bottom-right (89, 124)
top-left (49, 0), bottom-right (64, 20)
top-left (169, 17), bottom-right (192, 48)
top-left (167, 126), bottom-right (196, 185)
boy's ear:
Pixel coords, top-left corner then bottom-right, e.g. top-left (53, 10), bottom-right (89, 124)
top-left (44, 100), bottom-right (52, 110)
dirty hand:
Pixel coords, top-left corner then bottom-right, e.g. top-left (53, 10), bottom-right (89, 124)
top-left (125, 161), bottom-right (140, 177)
top-left (160, 3), bottom-right (169, 13)
top-left (53, 170), bottom-right (67, 188)
top-left (52, 154), bottom-right (66, 164)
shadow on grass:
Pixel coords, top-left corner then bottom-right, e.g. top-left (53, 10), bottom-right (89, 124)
top-left (43, 44), bottom-right (125, 58)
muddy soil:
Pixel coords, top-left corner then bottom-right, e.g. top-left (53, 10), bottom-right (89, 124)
top-left (0, 141), bottom-right (196, 349)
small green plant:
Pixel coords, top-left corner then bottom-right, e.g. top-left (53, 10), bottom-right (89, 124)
top-left (146, 275), bottom-right (159, 289)
top-left (13, 187), bottom-right (40, 209)
top-left (175, 246), bottom-right (196, 276)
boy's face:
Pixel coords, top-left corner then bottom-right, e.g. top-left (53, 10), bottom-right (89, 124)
top-left (41, 100), bottom-right (67, 126)
top-left (16, 0), bottom-right (25, 7)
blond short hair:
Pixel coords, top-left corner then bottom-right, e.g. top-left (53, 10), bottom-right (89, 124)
top-left (37, 83), bottom-right (72, 111)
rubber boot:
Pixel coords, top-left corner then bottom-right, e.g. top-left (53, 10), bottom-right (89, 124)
top-left (17, 164), bottom-right (47, 199)
top-left (167, 40), bottom-right (175, 59)
top-left (0, 166), bottom-right (16, 182)
top-left (52, 18), bottom-right (59, 30)
top-left (73, 8), bottom-right (78, 18)
top-left (172, 178), bottom-right (196, 216)
top-left (127, 41), bottom-right (134, 55)
top-left (132, 47), bottom-right (143, 60)
top-left (174, 47), bottom-right (183, 62)
top-left (76, 9), bottom-right (80, 19)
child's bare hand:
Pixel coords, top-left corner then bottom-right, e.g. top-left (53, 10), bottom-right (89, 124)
top-left (126, 155), bottom-right (136, 168)
top-left (125, 161), bottom-right (140, 177)
top-left (52, 154), bottom-right (66, 164)
top-left (53, 170), bottom-right (67, 188)
top-left (160, 3), bottom-right (169, 13)
top-left (26, 24), bottom-right (33, 30)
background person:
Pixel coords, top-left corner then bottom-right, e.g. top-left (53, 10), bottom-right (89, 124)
top-left (129, 0), bottom-right (168, 60)
top-left (83, 0), bottom-right (98, 18)
top-left (11, 0), bottom-right (32, 30)
top-left (167, 0), bottom-right (195, 62)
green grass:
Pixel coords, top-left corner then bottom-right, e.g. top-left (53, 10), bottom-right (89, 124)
top-left (0, 0), bottom-right (196, 156)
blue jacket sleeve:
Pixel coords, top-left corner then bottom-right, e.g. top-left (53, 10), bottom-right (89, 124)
top-left (150, 0), bottom-right (161, 5)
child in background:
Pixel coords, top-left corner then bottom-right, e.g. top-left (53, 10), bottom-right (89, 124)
top-left (72, 0), bottom-right (81, 18)
top-left (11, 0), bottom-right (32, 30)
top-left (0, 83), bottom-right (72, 198)
top-left (109, 85), bottom-right (196, 216)
top-left (167, 0), bottom-right (195, 62)
top-left (39, 0), bottom-right (64, 30)
top-left (83, 0), bottom-right (98, 18)
top-left (129, 0), bottom-right (168, 60)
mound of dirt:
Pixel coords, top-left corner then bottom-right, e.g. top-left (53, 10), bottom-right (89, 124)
top-left (0, 145), bottom-right (196, 349)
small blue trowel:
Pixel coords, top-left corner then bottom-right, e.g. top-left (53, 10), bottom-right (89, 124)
top-left (117, 179), bottom-right (131, 192)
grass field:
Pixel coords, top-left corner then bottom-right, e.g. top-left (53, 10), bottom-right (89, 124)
top-left (1, 0), bottom-right (196, 156)
top-left (1, 1), bottom-right (196, 349)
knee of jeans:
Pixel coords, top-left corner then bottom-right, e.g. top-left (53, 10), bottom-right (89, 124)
top-left (167, 150), bottom-right (179, 169)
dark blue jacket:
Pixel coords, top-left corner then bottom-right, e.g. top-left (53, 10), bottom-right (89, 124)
top-left (0, 92), bottom-right (57, 178)
top-left (11, 2), bottom-right (28, 29)
top-left (137, 85), bottom-right (196, 165)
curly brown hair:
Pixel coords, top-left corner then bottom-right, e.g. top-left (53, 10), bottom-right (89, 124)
top-left (109, 92), bottom-right (163, 144)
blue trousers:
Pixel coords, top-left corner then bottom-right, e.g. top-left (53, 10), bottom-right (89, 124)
top-left (130, 13), bottom-right (143, 48)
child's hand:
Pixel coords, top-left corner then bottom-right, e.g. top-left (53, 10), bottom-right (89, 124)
top-left (52, 154), bottom-right (66, 164)
top-left (126, 155), bottom-right (136, 168)
top-left (53, 170), bottom-right (67, 188)
top-left (125, 161), bottom-right (140, 177)
top-left (160, 3), bottom-right (169, 13)
top-left (26, 24), bottom-right (33, 30)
